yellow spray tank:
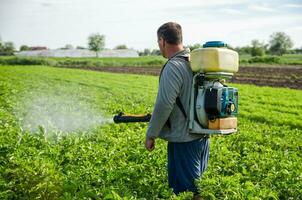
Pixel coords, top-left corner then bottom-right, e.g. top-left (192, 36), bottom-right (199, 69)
top-left (188, 41), bottom-right (239, 135)
top-left (190, 41), bottom-right (239, 73)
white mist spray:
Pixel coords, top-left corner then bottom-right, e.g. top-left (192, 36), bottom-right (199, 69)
top-left (20, 95), bottom-right (112, 133)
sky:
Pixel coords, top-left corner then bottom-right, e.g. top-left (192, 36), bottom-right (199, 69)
top-left (0, 0), bottom-right (302, 50)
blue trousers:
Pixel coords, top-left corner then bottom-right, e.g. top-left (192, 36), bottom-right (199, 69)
top-left (168, 137), bottom-right (210, 194)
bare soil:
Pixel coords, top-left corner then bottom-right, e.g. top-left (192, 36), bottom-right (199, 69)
top-left (231, 66), bottom-right (302, 89)
top-left (62, 65), bottom-right (302, 90)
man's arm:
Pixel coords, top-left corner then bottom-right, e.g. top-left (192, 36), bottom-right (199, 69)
top-left (146, 61), bottom-right (184, 141)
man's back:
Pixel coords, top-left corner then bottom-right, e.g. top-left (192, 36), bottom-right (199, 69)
top-left (147, 49), bottom-right (201, 142)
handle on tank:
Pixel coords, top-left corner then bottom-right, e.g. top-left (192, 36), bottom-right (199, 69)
top-left (113, 112), bottom-right (151, 123)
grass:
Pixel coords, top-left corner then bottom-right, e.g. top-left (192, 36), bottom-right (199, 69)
top-left (0, 65), bottom-right (301, 199)
top-left (240, 53), bottom-right (302, 66)
top-left (279, 54), bottom-right (302, 65)
top-left (0, 56), bottom-right (167, 68)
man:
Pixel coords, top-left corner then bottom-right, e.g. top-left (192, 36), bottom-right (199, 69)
top-left (145, 22), bottom-right (210, 199)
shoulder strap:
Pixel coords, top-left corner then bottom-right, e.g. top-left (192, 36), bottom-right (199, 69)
top-left (159, 56), bottom-right (189, 81)
top-left (176, 96), bottom-right (187, 118)
top-left (174, 56), bottom-right (189, 119)
top-left (159, 60), bottom-right (169, 82)
top-left (159, 56), bottom-right (189, 120)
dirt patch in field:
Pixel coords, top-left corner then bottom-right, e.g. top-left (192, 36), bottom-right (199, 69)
top-left (231, 67), bottom-right (302, 89)
top-left (61, 65), bottom-right (302, 90)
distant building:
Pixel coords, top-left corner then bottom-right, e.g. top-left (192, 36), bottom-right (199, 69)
top-left (98, 49), bottom-right (139, 57)
top-left (15, 49), bottom-right (139, 58)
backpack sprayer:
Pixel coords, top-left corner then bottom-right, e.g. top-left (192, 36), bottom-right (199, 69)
top-left (113, 41), bottom-right (239, 135)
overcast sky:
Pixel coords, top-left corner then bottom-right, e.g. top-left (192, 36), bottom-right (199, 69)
top-left (0, 0), bottom-right (302, 50)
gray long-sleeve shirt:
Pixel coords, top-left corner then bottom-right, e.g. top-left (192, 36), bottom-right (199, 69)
top-left (146, 49), bottom-right (202, 142)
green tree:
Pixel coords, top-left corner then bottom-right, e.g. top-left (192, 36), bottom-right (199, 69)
top-left (59, 44), bottom-right (74, 50)
top-left (114, 44), bottom-right (127, 49)
top-left (65, 44), bottom-right (74, 49)
top-left (269, 32), bottom-right (293, 56)
top-left (76, 46), bottom-right (86, 50)
top-left (139, 48), bottom-right (151, 56)
top-left (151, 49), bottom-right (161, 56)
top-left (88, 33), bottom-right (105, 57)
top-left (295, 46), bottom-right (302, 54)
top-left (0, 38), bottom-right (3, 52)
top-left (251, 39), bottom-right (265, 57)
top-left (235, 46), bottom-right (252, 55)
top-left (187, 43), bottom-right (202, 51)
top-left (20, 45), bottom-right (31, 51)
top-left (1, 42), bottom-right (15, 55)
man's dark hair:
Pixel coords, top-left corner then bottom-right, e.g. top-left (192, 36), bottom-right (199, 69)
top-left (157, 22), bottom-right (183, 45)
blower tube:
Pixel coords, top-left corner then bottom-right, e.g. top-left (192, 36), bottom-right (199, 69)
top-left (113, 112), bottom-right (151, 123)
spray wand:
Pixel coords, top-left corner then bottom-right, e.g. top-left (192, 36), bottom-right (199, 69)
top-left (113, 112), bottom-right (151, 123)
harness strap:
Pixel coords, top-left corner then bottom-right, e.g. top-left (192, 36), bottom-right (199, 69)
top-left (176, 96), bottom-right (187, 118)
top-left (159, 55), bottom-right (189, 128)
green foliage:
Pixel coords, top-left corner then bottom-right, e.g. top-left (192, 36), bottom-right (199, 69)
top-left (251, 48), bottom-right (265, 57)
top-left (20, 45), bottom-right (31, 51)
top-left (248, 56), bottom-right (281, 64)
top-left (239, 54), bottom-right (302, 65)
top-left (76, 46), bottom-right (86, 50)
top-left (186, 43), bottom-right (202, 51)
top-left (235, 46), bottom-right (252, 55)
top-left (139, 49), bottom-right (161, 56)
top-left (140, 48), bottom-right (151, 56)
top-left (0, 42), bottom-right (15, 56)
top-left (151, 49), bottom-right (161, 56)
top-left (269, 32), bottom-right (293, 56)
top-left (0, 56), bottom-right (55, 66)
top-left (114, 44), bottom-right (128, 50)
top-left (0, 56), bottom-right (167, 68)
top-left (277, 54), bottom-right (302, 65)
top-left (250, 40), bottom-right (266, 57)
top-left (88, 33), bottom-right (105, 57)
top-left (0, 52), bottom-right (301, 69)
top-left (60, 44), bottom-right (74, 50)
top-left (0, 65), bottom-right (301, 199)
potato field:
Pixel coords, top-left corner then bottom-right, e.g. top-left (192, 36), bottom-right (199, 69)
top-left (0, 65), bottom-right (301, 199)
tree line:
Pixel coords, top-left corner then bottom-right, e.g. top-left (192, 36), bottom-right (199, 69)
top-left (0, 32), bottom-right (301, 56)
top-left (187, 32), bottom-right (301, 56)
top-left (234, 32), bottom-right (297, 56)
top-left (0, 40), bottom-right (14, 56)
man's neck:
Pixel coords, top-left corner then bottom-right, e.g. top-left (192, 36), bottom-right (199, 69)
top-left (166, 44), bottom-right (184, 59)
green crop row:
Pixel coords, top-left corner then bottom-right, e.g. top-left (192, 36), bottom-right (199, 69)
top-left (0, 54), bottom-right (302, 70)
top-left (0, 65), bottom-right (301, 199)
top-left (0, 56), bottom-right (167, 68)
top-left (240, 54), bottom-right (302, 66)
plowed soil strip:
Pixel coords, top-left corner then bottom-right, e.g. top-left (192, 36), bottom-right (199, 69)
top-left (60, 65), bottom-right (302, 90)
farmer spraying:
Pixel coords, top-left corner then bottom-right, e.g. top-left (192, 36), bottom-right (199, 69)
top-left (114, 21), bottom-right (238, 199)
top-left (145, 22), bottom-right (209, 199)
